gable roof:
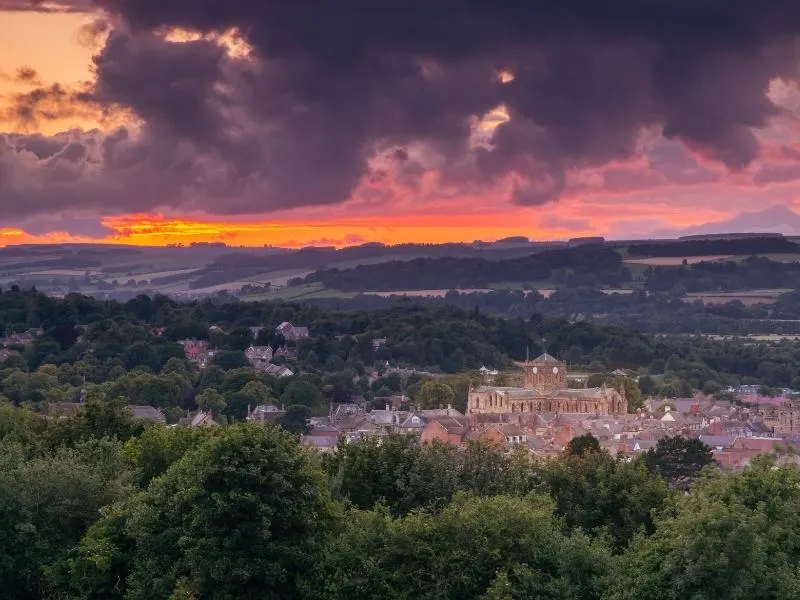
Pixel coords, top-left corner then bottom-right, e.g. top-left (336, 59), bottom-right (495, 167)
top-left (532, 352), bottom-right (562, 364)
top-left (130, 405), bottom-right (166, 423)
top-left (430, 416), bottom-right (471, 435)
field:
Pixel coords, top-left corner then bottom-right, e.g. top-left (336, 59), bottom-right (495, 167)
top-left (683, 289), bottom-right (793, 306)
top-left (623, 255), bottom-right (734, 266)
top-left (369, 288), bottom-right (493, 298)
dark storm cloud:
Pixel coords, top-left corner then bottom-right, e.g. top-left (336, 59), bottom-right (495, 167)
top-left (5, 0), bottom-right (800, 217)
top-left (0, 0), bottom-right (91, 11)
top-left (14, 214), bottom-right (113, 238)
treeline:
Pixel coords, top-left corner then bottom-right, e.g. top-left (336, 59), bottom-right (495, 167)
top-left (643, 256), bottom-right (800, 292)
top-left (291, 246), bottom-right (800, 295)
top-left (184, 242), bottom-right (543, 290)
top-left (627, 236), bottom-right (800, 257)
top-left (306, 287), bottom-right (800, 335)
top-left (297, 245), bottom-right (630, 291)
top-left (0, 405), bottom-right (796, 600)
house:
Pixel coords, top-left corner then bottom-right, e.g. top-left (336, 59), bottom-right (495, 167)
top-left (479, 423), bottom-right (527, 447)
top-left (181, 339), bottom-right (209, 361)
top-left (397, 412), bottom-right (426, 433)
top-left (0, 348), bottom-right (20, 363)
top-left (273, 346), bottom-right (297, 360)
top-left (372, 338), bottom-right (387, 350)
top-left (130, 405), bottom-right (167, 423)
top-left (698, 435), bottom-right (735, 450)
top-left (301, 435), bottom-right (339, 453)
top-left (190, 411), bottom-right (218, 427)
top-left (275, 322), bottom-right (310, 341)
top-left (420, 416), bottom-right (472, 445)
top-left (247, 404), bottom-right (287, 423)
top-left (255, 363), bottom-right (293, 377)
top-left (245, 345), bottom-right (273, 362)
top-left (374, 395), bottom-right (405, 410)
top-left (631, 439), bottom-right (658, 453)
top-left (1, 330), bottom-right (38, 347)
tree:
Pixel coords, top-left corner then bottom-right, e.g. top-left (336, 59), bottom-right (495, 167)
top-left (638, 374), bottom-right (657, 396)
top-left (279, 405), bottom-right (311, 435)
top-left (645, 436), bottom-right (715, 490)
top-left (212, 350), bottom-right (250, 371)
top-left (608, 461), bottom-right (800, 600)
top-left (416, 380), bottom-right (455, 410)
top-left (566, 433), bottom-right (600, 456)
top-left (281, 380), bottom-right (323, 409)
top-left (197, 365), bottom-right (225, 391)
top-left (543, 452), bottom-right (669, 550)
top-left (44, 399), bottom-right (144, 448)
top-left (194, 388), bottom-right (226, 416)
top-left (122, 426), bottom-right (339, 600)
top-left (241, 380), bottom-right (273, 405)
top-left (303, 494), bottom-right (610, 600)
top-left (0, 439), bottom-right (131, 599)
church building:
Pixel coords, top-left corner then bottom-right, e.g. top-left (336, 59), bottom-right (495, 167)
top-left (468, 353), bottom-right (627, 416)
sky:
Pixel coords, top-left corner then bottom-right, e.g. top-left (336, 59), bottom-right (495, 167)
top-left (3, 1), bottom-right (800, 247)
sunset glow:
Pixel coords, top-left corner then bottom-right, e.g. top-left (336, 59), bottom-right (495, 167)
top-left (3, 2), bottom-right (800, 247)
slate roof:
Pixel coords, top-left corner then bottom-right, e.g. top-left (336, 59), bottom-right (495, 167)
top-left (130, 405), bottom-right (166, 423)
top-left (699, 435), bottom-right (735, 449)
top-left (431, 416), bottom-right (472, 435)
top-left (532, 352), bottom-right (562, 364)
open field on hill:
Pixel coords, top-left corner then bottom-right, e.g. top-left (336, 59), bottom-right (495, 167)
top-left (623, 255), bottom-right (734, 265)
top-left (683, 289), bottom-right (793, 306)
top-left (368, 288), bottom-right (494, 297)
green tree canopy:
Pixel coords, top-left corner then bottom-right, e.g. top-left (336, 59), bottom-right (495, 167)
top-left (303, 494), bottom-right (611, 600)
top-left (645, 436), bottom-right (715, 490)
top-left (122, 425), bottom-right (339, 600)
top-left (416, 380), bottom-right (455, 410)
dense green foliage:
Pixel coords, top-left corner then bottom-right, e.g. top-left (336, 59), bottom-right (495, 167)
top-left (297, 245), bottom-right (630, 290)
top-left (0, 289), bottom-right (799, 426)
top-left (0, 403), bottom-right (795, 600)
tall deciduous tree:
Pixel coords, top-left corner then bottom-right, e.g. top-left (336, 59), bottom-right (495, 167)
top-left (645, 436), bottom-right (715, 490)
top-left (123, 426), bottom-right (338, 600)
top-left (303, 494), bottom-right (610, 600)
top-left (416, 380), bottom-right (455, 410)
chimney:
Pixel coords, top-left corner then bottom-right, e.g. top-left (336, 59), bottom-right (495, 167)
top-left (447, 403), bottom-right (452, 415)
top-left (385, 403), bottom-right (390, 412)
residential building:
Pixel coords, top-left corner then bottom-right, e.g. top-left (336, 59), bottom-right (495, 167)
top-left (254, 363), bottom-right (293, 377)
top-left (190, 411), bottom-right (218, 427)
top-left (130, 405), bottom-right (167, 424)
top-left (421, 416), bottom-right (473, 445)
top-left (275, 321), bottom-right (310, 341)
top-left (247, 404), bottom-right (286, 423)
top-left (245, 345), bottom-right (273, 363)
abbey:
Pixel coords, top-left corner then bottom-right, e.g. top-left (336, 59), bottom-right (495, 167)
top-left (468, 353), bottom-right (627, 416)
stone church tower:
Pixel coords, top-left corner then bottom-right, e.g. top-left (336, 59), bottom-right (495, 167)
top-left (523, 353), bottom-right (567, 393)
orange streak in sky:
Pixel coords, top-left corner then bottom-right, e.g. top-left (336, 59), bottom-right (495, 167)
top-left (99, 213), bottom-right (551, 247)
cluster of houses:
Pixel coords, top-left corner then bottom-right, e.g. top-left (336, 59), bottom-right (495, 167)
top-left (179, 321), bottom-right (308, 375)
top-left (1, 328), bottom-right (42, 348)
top-left (299, 394), bottom-right (795, 469)
top-left (244, 344), bottom-right (295, 377)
